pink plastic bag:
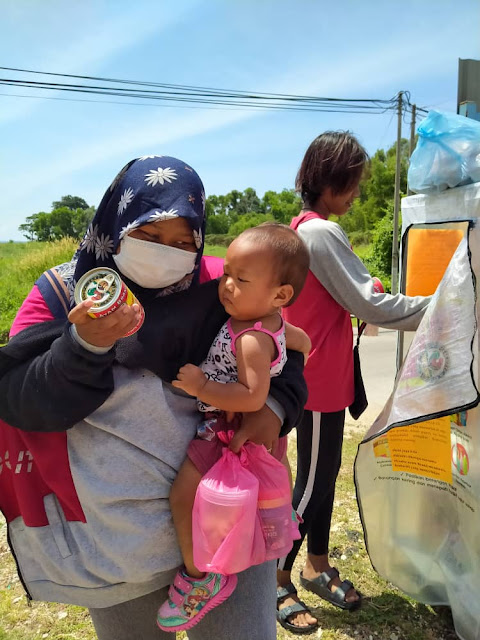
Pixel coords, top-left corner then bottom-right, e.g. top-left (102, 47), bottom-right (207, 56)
top-left (192, 446), bottom-right (264, 575)
top-left (243, 442), bottom-right (299, 560)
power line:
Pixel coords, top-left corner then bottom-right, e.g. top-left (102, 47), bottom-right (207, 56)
top-left (0, 65), bottom-right (395, 104)
top-left (0, 91), bottom-right (289, 112)
top-left (0, 78), bottom-right (395, 113)
top-left (0, 65), bottom-right (419, 116)
top-left (0, 81), bottom-right (392, 113)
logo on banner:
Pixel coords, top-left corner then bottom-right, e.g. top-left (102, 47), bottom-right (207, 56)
top-left (417, 342), bottom-right (449, 381)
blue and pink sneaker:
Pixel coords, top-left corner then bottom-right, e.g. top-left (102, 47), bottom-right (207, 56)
top-left (156, 569), bottom-right (238, 632)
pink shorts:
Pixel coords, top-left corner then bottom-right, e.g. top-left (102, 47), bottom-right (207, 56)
top-left (187, 412), bottom-right (288, 476)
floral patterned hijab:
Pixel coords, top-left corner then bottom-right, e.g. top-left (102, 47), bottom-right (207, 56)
top-left (37, 155), bottom-right (206, 317)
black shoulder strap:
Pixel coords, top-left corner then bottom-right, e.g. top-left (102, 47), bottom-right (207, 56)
top-left (356, 318), bottom-right (367, 347)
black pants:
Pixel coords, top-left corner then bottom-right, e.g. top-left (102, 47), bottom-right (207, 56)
top-left (278, 409), bottom-right (345, 572)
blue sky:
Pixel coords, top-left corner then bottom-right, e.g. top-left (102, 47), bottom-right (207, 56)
top-left (1, 0), bottom-right (479, 241)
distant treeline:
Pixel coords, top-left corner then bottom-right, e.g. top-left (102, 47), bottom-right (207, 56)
top-left (17, 139), bottom-right (408, 287)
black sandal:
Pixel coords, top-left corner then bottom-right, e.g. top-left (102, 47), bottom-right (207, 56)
top-left (276, 583), bottom-right (318, 634)
top-left (299, 567), bottom-right (362, 611)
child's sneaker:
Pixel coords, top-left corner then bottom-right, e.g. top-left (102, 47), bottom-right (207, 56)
top-left (156, 568), bottom-right (238, 632)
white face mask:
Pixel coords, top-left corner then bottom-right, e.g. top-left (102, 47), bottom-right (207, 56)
top-left (113, 234), bottom-right (197, 289)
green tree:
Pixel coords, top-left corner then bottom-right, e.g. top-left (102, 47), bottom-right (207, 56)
top-left (206, 212), bottom-right (230, 234)
top-left (27, 212), bottom-right (55, 242)
top-left (205, 188), bottom-right (301, 234)
top-left (235, 188), bottom-right (262, 215)
top-left (337, 138), bottom-right (409, 237)
top-left (228, 213), bottom-right (274, 236)
top-left (262, 189), bottom-right (301, 223)
top-left (363, 203), bottom-right (401, 292)
top-left (18, 216), bottom-right (36, 241)
top-left (18, 206), bottom-right (94, 241)
top-left (205, 189), bottom-right (262, 233)
top-left (72, 206), bottom-right (95, 238)
top-left (205, 194), bottom-right (229, 217)
top-left (51, 195), bottom-right (90, 210)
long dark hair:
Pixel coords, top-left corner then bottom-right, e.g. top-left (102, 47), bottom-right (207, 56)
top-left (295, 131), bottom-right (369, 208)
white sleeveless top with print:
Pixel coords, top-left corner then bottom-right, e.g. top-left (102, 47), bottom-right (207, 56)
top-left (197, 317), bottom-right (287, 413)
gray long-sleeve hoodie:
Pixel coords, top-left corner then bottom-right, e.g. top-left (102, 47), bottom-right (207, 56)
top-left (285, 216), bottom-right (431, 412)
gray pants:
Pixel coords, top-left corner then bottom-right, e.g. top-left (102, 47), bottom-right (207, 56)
top-left (89, 561), bottom-right (277, 640)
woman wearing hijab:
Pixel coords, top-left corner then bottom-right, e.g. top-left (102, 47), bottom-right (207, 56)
top-left (0, 156), bottom-right (306, 640)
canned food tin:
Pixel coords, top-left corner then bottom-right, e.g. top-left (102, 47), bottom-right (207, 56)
top-left (74, 267), bottom-right (145, 337)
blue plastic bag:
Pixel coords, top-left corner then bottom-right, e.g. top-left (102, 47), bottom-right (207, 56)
top-left (408, 111), bottom-right (480, 194)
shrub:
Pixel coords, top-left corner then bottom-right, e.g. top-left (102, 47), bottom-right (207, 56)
top-left (204, 234), bottom-right (236, 247)
top-left (362, 206), bottom-right (399, 292)
top-left (348, 230), bottom-right (373, 246)
top-left (228, 213), bottom-right (274, 236)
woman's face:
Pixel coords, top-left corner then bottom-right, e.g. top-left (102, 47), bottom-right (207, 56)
top-left (318, 182), bottom-right (361, 217)
top-left (128, 217), bottom-right (196, 252)
top-left (112, 216), bottom-right (198, 289)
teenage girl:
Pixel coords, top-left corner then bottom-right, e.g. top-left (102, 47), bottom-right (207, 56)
top-left (276, 131), bottom-right (431, 634)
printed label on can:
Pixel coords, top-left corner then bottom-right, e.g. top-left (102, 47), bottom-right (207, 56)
top-left (74, 267), bottom-right (145, 336)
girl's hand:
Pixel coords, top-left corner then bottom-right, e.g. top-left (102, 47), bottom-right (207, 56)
top-left (68, 300), bottom-right (142, 347)
top-left (172, 364), bottom-right (207, 396)
top-left (229, 404), bottom-right (281, 453)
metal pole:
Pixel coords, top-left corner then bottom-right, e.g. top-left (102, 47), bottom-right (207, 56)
top-left (397, 104), bottom-right (417, 369)
top-left (407, 103), bottom-right (416, 196)
top-left (391, 91), bottom-right (403, 295)
top-left (409, 104), bottom-right (417, 156)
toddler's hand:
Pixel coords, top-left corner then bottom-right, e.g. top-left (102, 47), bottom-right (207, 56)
top-left (172, 364), bottom-right (207, 396)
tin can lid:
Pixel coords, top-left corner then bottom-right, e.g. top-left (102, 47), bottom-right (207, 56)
top-left (74, 267), bottom-right (123, 312)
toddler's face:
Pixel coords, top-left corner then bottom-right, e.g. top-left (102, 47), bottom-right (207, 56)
top-left (219, 239), bottom-right (281, 321)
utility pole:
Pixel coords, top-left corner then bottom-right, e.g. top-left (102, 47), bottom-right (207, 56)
top-left (397, 102), bottom-right (417, 371)
top-left (391, 91), bottom-right (403, 295)
top-left (409, 103), bottom-right (417, 155)
top-left (407, 104), bottom-right (417, 196)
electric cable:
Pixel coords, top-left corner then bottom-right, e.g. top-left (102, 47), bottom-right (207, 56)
top-left (0, 65), bottom-right (405, 115)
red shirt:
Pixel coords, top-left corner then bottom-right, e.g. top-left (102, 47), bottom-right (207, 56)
top-left (284, 212), bottom-right (354, 413)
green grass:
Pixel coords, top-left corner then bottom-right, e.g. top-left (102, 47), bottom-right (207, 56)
top-left (0, 239), bottom-right (78, 343)
top-left (204, 243), bottom-right (227, 258)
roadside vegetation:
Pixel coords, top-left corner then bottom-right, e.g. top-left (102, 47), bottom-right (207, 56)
top-left (0, 238), bottom-right (77, 342)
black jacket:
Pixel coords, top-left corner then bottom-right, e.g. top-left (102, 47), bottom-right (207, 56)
top-left (0, 279), bottom-right (306, 433)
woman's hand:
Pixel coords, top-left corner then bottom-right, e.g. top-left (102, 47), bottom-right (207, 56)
top-left (68, 300), bottom-right (142, 347)
top-left (229, 404), bottom-right (281, 453)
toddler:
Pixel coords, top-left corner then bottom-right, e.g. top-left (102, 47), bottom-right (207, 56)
top-left (157, 223), bottom-right (311, 632)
